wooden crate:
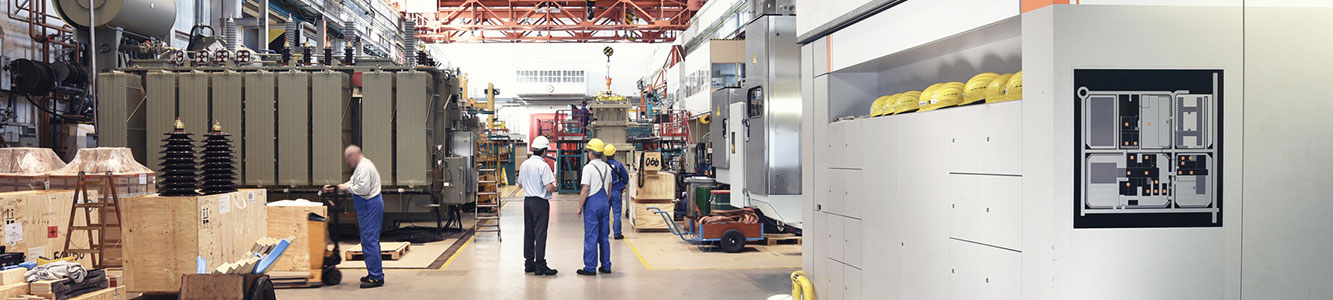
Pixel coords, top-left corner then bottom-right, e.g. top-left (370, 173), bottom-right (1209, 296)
top-left (345, 242), bottom-right (410, 261)
top-left (265, 205), bottom-right (327, 273)
top-left (0, 190), bottom-right (98, 265)
top-left (628, 171), bottom-right (675, 201)
top-left (179, 274), bottom-right (265, 300)
top-left (629, 199), bottom-right (673, 232)
top-left (67, 286), bottom-right (125, 300)
top-left (0, 175), bottom-right (48, 192)
top-left (121, 191), bottom-right (267, 294)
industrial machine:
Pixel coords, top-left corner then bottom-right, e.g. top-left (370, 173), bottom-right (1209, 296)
top-left (60, 0), bottom-right (480, 230)
top-left (738, 14), bottom-right (802, 229)
top-left (711, 87), bottom-right (743, 181)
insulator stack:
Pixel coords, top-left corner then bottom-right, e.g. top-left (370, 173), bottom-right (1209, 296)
top-left (159, 119), bottom-right (199, 196)
top-left (200, 121), bottom-right (237, 195)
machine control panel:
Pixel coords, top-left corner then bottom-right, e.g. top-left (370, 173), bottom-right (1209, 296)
top-left (1075, 69), bottom-right (1223, 228)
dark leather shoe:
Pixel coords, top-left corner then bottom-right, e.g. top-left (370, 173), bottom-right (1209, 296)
top-left (535, 266), bottom-right (558, 276)
top-left (525, 263), bottom-right (536, 273)
top-left (360, 276), bottom-right (371, 283)
top-left (614, 235), bottom-right (625, 240)
top-left (598, 268), bottom-right (612, 274)
top-left (360, 279), bottom-right (384, 288)
top-left (576, 269), bottom-right (597, 276)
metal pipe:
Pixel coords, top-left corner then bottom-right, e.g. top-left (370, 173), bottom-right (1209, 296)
top-left (89, 0), bottom-right (96, 129)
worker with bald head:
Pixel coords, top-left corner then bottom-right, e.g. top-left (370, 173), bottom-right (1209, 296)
top-left (324, 145), bottom-right (385, 288)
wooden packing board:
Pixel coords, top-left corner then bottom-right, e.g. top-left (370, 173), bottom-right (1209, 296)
top-left (66, 286), bottom-right (124, 300)
top-left (0, 282), bottom-right (26, 299)
top-left (0, 268), bottom-right (23, 285)
top-left (629, 201), bottom-right (673, 231)
top-left (628, 171), bottom-right (675, 201)
top-left (0, 190), bottom-right (99, 266)
top-left (636, 152), bottom-right (663, 173)
top-left (121, 191), bottom-right (267, 294)
top-left (345, 241), bottom-right (410, 261)
top-left (179, 274), bottom-right (265, 300)
top-left (265, 205), bottom-right (327, 273)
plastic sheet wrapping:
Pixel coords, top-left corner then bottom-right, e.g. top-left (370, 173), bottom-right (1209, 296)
top-left (0, 148), bottom-right (67, 175)
top-left (50, 147), bottom-right (153, 176)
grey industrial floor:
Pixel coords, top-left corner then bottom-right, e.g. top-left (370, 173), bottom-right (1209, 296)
top-left (275, 194), bottom-right (797, 299)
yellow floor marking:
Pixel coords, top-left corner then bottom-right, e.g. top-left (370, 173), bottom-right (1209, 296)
top-left (439, 235), bottom-right (476, 270)
top-left (624, 238), bottom-right (655, 270)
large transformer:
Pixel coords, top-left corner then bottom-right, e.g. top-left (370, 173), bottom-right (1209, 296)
top-left (96, 65), bottom-right (472, 223)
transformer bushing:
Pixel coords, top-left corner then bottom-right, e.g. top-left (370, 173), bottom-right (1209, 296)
top-left (158, 119), bottom-right (200, 196)
top-left (200, 121), bottom-right (238, 195)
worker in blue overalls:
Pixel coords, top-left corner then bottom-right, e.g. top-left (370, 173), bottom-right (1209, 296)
top-left (576, 138), bottom-right (613, 276)
top-left (603, 144), bottom-right (629, 240)
top-left (324, 145), bottom-right (384, 288)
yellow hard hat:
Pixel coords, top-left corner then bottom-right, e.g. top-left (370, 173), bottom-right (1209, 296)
top-left (585, 138), bottom-right (605, 152)
top-left (922, 82), bottom-right (964, 112)
top-left (869, 95), bottom-right (891, 116)
top-left (894, 91), bottom-right (922, 114)
top-left (1002, 71), bottom-right (1023, 102)
top-left (963, 73), bottom-right (998, 105)
top-left (917, 83), bottom-right (943, 111)
top-left (985, 73), bottom-right (1013, 103)
top-left (882, 93), bottom-right (901, 116)
top-left (603, 143), bottom-right (617, 156)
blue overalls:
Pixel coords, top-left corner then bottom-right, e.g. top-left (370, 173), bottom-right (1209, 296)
top-left (354, 193), bottom-right (385, 280)
top-left (607, 159), bottom-right (628, 237)
top-left (583, 189), bottom-right (611, 272)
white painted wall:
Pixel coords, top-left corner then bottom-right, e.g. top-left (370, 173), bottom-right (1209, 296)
top-left (794, 0), bottom-right (873, 37)
top-left (428, 43), bottom-right (662, 99)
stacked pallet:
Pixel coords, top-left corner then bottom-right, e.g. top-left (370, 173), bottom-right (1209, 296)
top-left (0, 190), bottom-right (98, 265)
top-left (120, 189), bottom-right (267, 294)
top-left (0, 148), bottom-right (67, 192)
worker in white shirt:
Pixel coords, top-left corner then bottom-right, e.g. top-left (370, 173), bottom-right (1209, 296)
top-left (518, 136), bottom-right (558, 276)
top-left (576, 138), bottom-right (614, 276)
top-left (323, 145), bottom-right (384, 288)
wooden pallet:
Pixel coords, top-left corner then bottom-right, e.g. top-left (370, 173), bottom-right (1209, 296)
top-left (268, 271), bottom-right (321, 288)
top-left (764, 234), bottom-right (803, 246)
top-left (345, 242), bottom-right (411, 261)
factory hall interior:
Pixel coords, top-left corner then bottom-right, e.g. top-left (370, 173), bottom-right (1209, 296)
top-left (0, 0), bottom-right (1328, 299)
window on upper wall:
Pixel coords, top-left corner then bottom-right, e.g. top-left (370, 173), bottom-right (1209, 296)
top-left (515, 69), bottom-right (586, 84)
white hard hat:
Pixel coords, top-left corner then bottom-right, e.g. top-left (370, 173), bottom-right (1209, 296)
top-left (531, 136), bottom-right (551, 150)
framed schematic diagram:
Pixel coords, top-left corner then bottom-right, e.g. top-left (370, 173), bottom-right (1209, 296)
top-left (1074, 69), bottom-right (1223, 228)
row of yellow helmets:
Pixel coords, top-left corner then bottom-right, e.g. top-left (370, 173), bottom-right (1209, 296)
top-left (869, 71), bottom-right (1023, 117)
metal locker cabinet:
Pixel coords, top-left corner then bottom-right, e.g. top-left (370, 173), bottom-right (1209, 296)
top-left (145, 71), bottom-right (178, 171)
top-left (243, 71), bottom-right (277, 185)
top-left (311, 71), bottom-right (350, 185)
top-left (361, 71), bottom-right (395, 185)
top-left (395, 71), bottom-right (431, 187)
top-left (178, 71), bottom-right (210, 137)
top-left (277, 71), bottom-right (310, 186)
top-left (211, 71), bottom-right (243, 184)
top-left (977, 175), bottom-right (1022, 251)
top-left (948, 240), bottom-right (981, 300)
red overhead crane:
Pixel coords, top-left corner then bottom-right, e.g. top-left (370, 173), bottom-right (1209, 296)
top-left (410, 0), bottom-right (703, 43)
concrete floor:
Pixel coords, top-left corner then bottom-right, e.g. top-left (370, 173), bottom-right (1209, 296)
top-left (276, 194), bottom-right (797, 299)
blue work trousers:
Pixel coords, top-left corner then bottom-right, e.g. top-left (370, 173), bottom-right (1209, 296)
top-left (609, 188), bottom-right (625, 236)
top-left (354, 193), bottom-right (385, 280)
top-left (583, 190), bottom-right (611, 272)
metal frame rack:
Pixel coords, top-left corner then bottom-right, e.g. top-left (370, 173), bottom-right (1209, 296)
top-left (554, 110), bottom-right (588, 194)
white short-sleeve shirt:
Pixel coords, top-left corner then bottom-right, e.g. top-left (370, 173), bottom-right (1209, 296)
top-left (518, 156), bottom-right (557, 199)
top-left (580, 158), bottom-right (612, 195)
